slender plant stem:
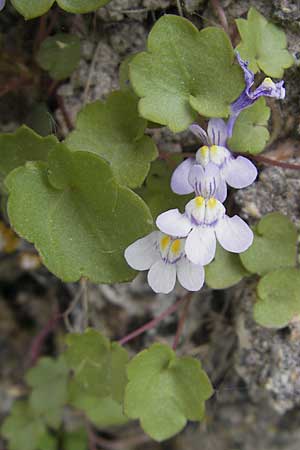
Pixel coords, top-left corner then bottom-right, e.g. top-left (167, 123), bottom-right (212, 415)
top-left (27, 313), bottom-right (61, 367)
top-left (210, 0), bottom-right (229, 34)
top-left (56, 93), bottom-right (74, 132)
top-left (172, 293), bottom-right (192, 350)
top-left (118, 295), bottom-right (188, 346)
top-left (176, 0), bottom-right (184, 17)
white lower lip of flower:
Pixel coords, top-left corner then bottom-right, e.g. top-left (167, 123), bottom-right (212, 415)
top-left (185, 196), bottom-right (225, 227)
top-left (196, 145), bottom-right (231, 168)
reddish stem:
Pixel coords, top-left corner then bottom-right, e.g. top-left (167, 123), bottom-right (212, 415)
top-left (172, 293), bottom-right (192, 350)
top-left (210, 0), bottom-right (229, 34)
top-left (27, 313), bottom-right (62, 367)
top-left (247, 154), bottom-right (300, 171)
top-left (118, 296), bottom-right (187, 346)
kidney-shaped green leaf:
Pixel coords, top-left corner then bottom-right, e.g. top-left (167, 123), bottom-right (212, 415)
top-left (129, 15), bottom-right (244, 132)
top-left (36, 34), bottom-right (81, 81)
top-left (5, 145), bottom-right (153, 283)
top-left (125, 343), bottom-right (213, 441)
top-left (236, 7), bottom-right (293, 77)
top-left (11, 0), bottom-right (55, 19)
top-left (240, 212), bottom-right (298, 276)
top-left (57, 0), bottom-right (111, 13)
top-left (254, 268), bottom-right (300, 328)
top-left (66, 91), bottom-right (157, 188)
top-left (228, 98), bottom-right (270, 154)
top-left (0, 126), bottom-right (58, 180)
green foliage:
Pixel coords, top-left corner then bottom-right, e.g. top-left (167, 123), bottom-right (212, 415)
top-left (124, 343), bottom-right (213, 441)
top-left (240, 213), bottom-right (298, 276)
top-left (228, 98), bottom-right (270, 154)
top-left (254, 268), bottom-right (300, 328)
top-left (69, 385), bottom-right (128, 427)
top-left (25, 103), bottom-right (55, 137)
top-left (236, 7), bottom-right (294, 77)
top-left (0, 126), bottom-right (58, 180)
top-left (36, 34), bottom-right (81, 81)
top-left (62, 429), bottom-right (88, 450)
top-left (205, 244), bottom-right (248, 289)
top-left (1, 400), bottom-right (46, 450)
top-left (129, 15), bottom-right (244, 132)
top-left (6, 144), bottom-right (153, 283)
top-left (65, 329), bottom-right (128, 400)
top-left (136, 159), bottom-right (192, 218)
top-left (25, 357), bottom-right (69, 429)
top-left (10, 0), bottom-right (55, 19)
top-left (56, 0), bottom-right (111, 14)
top-left (66, 329), bottom-right (129, 427)
top-left (11, 0), bottom-right (112, 19)
top-left (66, 91), bottom-right (157, 188)
top-left (37, 433), bottom-right (57, 450)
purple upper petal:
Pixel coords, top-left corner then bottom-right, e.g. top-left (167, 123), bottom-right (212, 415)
top-left (0, 0), bottom-right (5, 11)
top-left (171, 157), bottom-right (195, 195)
top-left (189, 124), bottom-right (209, 145)
top-left (236, 52), bottom-right (254, 91)
top-left (207, 118), bottom-right (228, 146)
top-left (223, 156), bottom-right (257, 189)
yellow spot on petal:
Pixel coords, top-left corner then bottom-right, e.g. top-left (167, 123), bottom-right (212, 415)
top-left (200, 145), bottom-right (209, 156)
top-left (263, 77), bottom-right (274, 86)
top-left (195, 196), bottom-right (204, 207)
top-left (171, 239), bottom-right (181, 255)
top-left (210, 145), bottom-right (218, 154)
top-left (160, 235), bottom-right (171, 251)
top-left (207, 198), bottom-right (217, 208)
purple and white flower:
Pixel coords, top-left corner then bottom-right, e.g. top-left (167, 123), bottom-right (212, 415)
top-left (0, 0), bottom-right (5, 11)
top-left (124, 231), bottom-right (205, 294)
top-left (156, 196), bottom-right (253, 266)
top-left (171, 118), bottom-right (257, 201)
top-left (227, 52), bottom-right (285, 136)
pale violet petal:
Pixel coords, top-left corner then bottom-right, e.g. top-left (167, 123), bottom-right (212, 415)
top-left (124, 231), bottom-right (159, 270)
top-left (207, 119), bottom-right (228, 146)
top-left (188, 164), bottom-right (205, 195)
top-left (223, 156), bottom-right (257, 189)
top-left (156, 209), bottom-right (191, 237)
top-left (215, 215), bottom-right (253, 253)
top-left (176, 257), bottom-right (205, 291)
top-left (171, 158), bottom-right (195, 195)
top-left (147, 260), bottom-right (176, 294)
top-left (185, 227), bottom-right (216, 265)
top-left (189, 124), bottom-right (209, 145)
top-left (215, 177), bottom-right (227, 202)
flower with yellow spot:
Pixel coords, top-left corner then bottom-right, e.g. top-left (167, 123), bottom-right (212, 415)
top-left (125, 231), bottom-right (205, 294)
top-left (156, 194), bottom-right (253, 266)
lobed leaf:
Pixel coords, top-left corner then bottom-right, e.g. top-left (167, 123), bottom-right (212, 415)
top-left (124, 343), bottom-right (213, 441)
top-left (10, 0), bottom-right (55, 19)
top-left (66, 91), bottom-right (157, 188)
top-left (36, 33), bottom-right (81, 81)
top-left (240, 212), bottom-right (298, 276)
top-left (236, 7), bottom-right (294, 77)
top-left (5, 144), bottom-right (153, 284)
top-left (254, 268), bottom-right (300, 328)
top-left (56, 0), bottom-right (111, 14)
top-left (11, 0), bottom-right (112, 18)
top-left (129, 15), bottom-right (244, 132)
top-left (25, 357), bottom-right (69, 429)
top-left (228, 98), bottom-right (270, 154)
top-left (0, 126), bottom-right (58, 181)
top-left (205, 244), bottom-right (248, 289)
top-left (1, 401), bottom-right (46, 450)
top-left (65, 329), bottom-right (129, 400)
